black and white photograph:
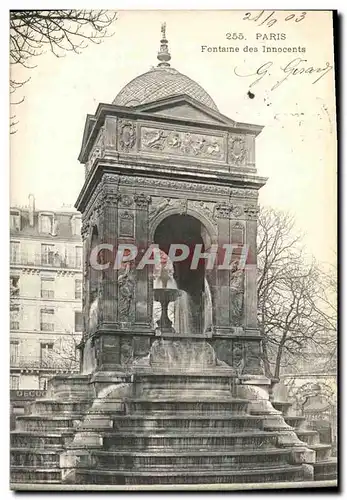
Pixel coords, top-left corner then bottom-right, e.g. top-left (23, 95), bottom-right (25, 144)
top-left (8, 9), bottom-right (337, 491)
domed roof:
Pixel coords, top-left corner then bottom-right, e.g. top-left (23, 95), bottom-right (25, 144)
top-left (112, 23), bottom-right (218, 112)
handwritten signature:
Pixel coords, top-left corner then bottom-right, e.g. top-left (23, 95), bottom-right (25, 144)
top-left (234, 58), bottom-right (333, 91)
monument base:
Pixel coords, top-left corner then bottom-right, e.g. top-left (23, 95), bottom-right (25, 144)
top-left (10, 339), bottom-right (336, 486)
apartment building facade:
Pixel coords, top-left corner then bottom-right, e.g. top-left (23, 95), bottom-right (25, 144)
top-left (10, 195), bottom-right (83, 391)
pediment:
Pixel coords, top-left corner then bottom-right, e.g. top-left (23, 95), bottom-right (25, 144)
top-left (133, 95), bottom-right (236, 127)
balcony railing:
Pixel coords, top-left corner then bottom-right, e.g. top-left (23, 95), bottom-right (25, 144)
top-left (10, 355), bottom-right (79, 370)
top-left (10, 253), bottom-right (82, 269)
top-left (10, 321), bottom-right (19, 330)
top-left (41, 290), bottom-right (55, 299)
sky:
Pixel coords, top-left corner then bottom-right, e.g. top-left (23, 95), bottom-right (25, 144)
top-left (10, 10), bottom-right (337, 265)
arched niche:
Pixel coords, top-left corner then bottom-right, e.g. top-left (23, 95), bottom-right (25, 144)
top-left (151, 212), bottom-right (214, 336)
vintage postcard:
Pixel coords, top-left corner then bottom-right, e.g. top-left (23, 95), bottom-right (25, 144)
top-left (9, 9), bottom-right (337, 490)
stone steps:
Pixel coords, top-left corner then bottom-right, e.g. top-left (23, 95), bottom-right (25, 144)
top-left (125, 398), bottom-right (249, 414)
top-left (90, 448), bottom-right (296, 469)
top-left (15, 415), bottom-right (84, 432)
top-left (309, 443), bottom-right (332, 462)
top-left (11, 466), bottom-right (61, 483)
top-left (295, 430), bottom-right (321, 446)
top-left (313, 458), bottom-right (338, 481)
top-left (31, 400), bottom-right (91, 414)
top-left (11, 430), bottom-right (74, 448)
top-left (11, 448), bottom-right (62, 467)
top-left (111, 414), bottom-right (264, 432)
top-left (103, 430), bottom-right (280, 450)
top-left (283, 416), bottom-right (306, 429)
top-left (75, 464), bottom-right (311, 485)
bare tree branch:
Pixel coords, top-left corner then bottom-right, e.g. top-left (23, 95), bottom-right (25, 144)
top-left (10, 10), bottom-right (117, 131)
top-left (257, 207), bottom-right (337, 379)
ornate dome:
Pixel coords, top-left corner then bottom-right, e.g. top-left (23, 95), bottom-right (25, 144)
top-left (112, 24), bottom-right (218, 112)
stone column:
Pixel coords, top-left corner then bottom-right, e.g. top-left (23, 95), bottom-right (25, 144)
top-left (134, 193), bottom-right (152, 327)
top-left (213, 203), bottom-right (231, 335)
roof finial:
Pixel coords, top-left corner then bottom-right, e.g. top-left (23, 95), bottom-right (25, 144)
top-left (157, 22), bottom-right (171, 67)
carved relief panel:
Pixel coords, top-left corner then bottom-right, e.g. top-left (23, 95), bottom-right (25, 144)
top-left (228, 134), bottom-right (247, 167)
top-left (140, 126), bottom-right (226, 161)
top-left (118, 120), bottom-right (136, 153)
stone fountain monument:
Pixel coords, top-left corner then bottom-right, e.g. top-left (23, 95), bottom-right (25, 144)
top-left (10, 25), bottom-right (337, 487)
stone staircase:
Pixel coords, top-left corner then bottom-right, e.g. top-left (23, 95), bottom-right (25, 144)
top-left (10, 340), bottom-right (337, 486)
top-left (272, 401), bottom-right (337, 481)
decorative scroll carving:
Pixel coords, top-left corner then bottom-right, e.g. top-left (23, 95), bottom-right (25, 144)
top-left (134, 193), bottom-right (152, 209)
top-left (121, 176), bottom-right (231, 196)
top-left (174, 198), bottom-right (188, 215)
top-left (141, 127), bottom-right (225, 161)
top-left (230, 188), bottom-right (258, 199)
top-left (244, 204), bottom-right (260, 219)
top-left (214, 203), bottom-right (233, 219)
top-left (85, 127), bottom-right (105, 175)
top-left (118, 120), bottom-right (136, 152)
top-left (232, 205), bottom-right (243, 217)
top-left (102, 173), bottom-right (120, 185)
top-left (119, 211), bottom-right (134, 237)
top-left (228, 134), bottom-right (247, 166)
top-left (118, 267), bottom-right (136, 322)
top-left (189, 200), bottom-right (216, 222)
top-left (100, 191), bottom-right (121, 207)
top-left (149, 197), bottom-right (172, 220)
top-left (230, 260), bottom-right (244, 327)
top-left (119, 194), bottom-right (133, 207)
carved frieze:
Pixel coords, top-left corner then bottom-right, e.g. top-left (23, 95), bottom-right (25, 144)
top-left (118, 120), bottom-right (136, 152)
top-left (228, 134), bottom-right (247, 166)
top-left (244, 205), bottom-right (260, 219)
top-left (230, 188), bottom-right (258, 199)
top-left (120, 176), bottom-right (231, 196)
top-left (214, 203), bottom-right (233, 219)
top-left (141, 127), bottom-right (225, 161)
top-left (232, 206), bottom-right (243, 217)
top-left (119, 194), bottom-right (133, 208)
top-left (134, 193), bottom-right (152, 210)
top-left (149, 197), bottom-right (172, 220)
top-left (189, 200), bottom-right (216, 222)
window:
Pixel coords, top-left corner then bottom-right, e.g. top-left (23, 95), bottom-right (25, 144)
top-left (10, 211), bottom-right (21, 231)
top-left (71, 216), bottom-right (82, 236)
top-left (40, 343), bottom-right (53, 367)
top-left (40, 308), bottom-right (54, 331)
top-left (10, 241), bottom-right (20, 264)
top-left (41, 244), bottom-right (55, 265)
top-left (10, 375), bottom-right (20, 390)
top-left (41, 277), bottom-right (54, 299)
top-left (10, 306), bottom-right (20, 330)
top-left (75, 246), bottom-right (83, 268)
top-left (10, 276), bottom-right (20, 297)
top-left (75, 279), bottom-right (82, 300)
top-left (74, 311), bottom-right (83, 332)
top-left (10, 341), bottom-right (19, 364)
top-left (40, 214), bottom-right (53, 234)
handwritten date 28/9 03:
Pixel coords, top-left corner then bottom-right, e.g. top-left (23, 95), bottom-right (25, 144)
top-left (243, 10), bottom-right (306, 28)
